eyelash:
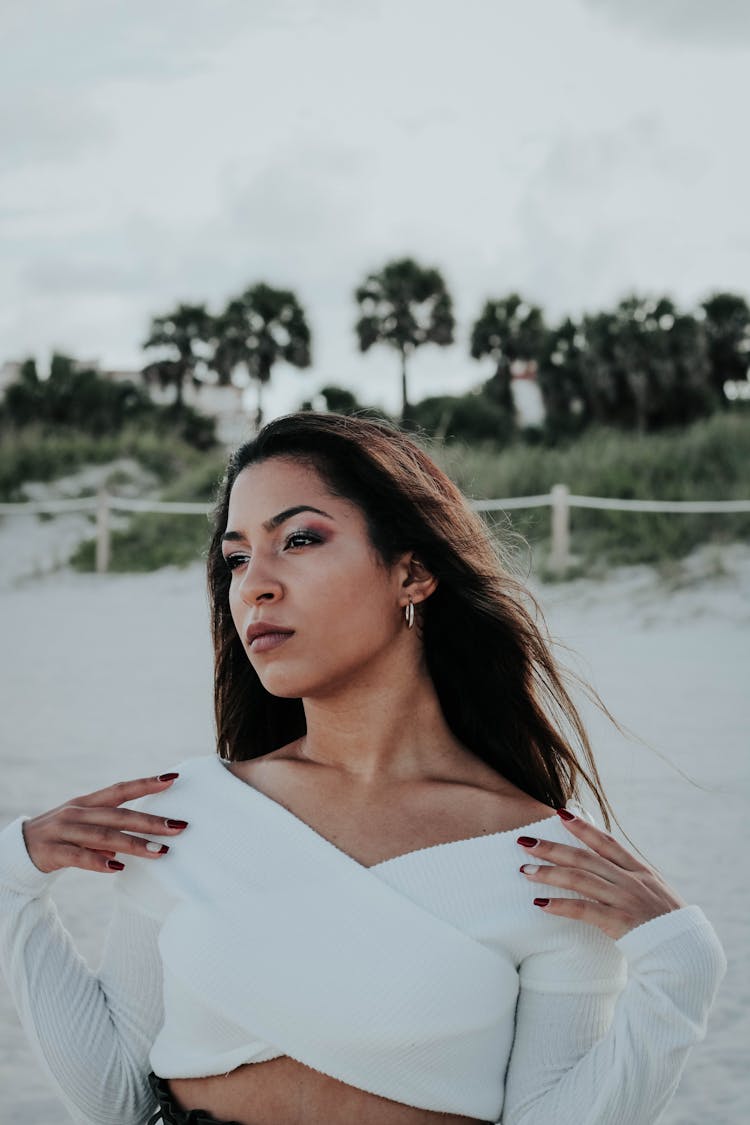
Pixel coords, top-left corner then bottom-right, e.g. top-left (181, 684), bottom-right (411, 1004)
top-left (223, 529), bottom-right (322, 571)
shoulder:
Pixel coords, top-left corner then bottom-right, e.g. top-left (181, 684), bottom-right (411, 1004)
top-left (119, 754), bottom-right (217, 817)
top-left (463, 775), bottom-right (557, 835)
top-left (114, 755), bottom-right (217, 919)
top-left (464, 764), bottom-right (600, 832)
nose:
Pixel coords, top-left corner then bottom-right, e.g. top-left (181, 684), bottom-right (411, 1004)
top-left (235, 559), bottom-right (283, 605)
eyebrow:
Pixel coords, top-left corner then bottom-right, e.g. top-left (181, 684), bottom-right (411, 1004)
top-left (221, 505), bottom-right (335, 544)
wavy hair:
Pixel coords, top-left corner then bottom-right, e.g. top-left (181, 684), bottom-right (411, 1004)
top-left (206, 410), bottom-right (632, 840)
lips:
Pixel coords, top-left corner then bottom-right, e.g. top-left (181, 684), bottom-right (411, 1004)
top-left (245, 623), bottom-right (295, 646)
top-left (247, 630), bottom-right (295, 655)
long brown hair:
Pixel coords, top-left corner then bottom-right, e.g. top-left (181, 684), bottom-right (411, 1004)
top-left (207, 411), bottom-right (629, 839)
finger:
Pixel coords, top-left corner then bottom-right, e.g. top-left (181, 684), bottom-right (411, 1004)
top-left (516, 836), bottom-right (629, 888)
top-left (70, 807), bottom-right (189, 836)
top-left (520, 862), bottom-right (627, 906)
top-left (44, 842), bottom-right (132, 876)
top-left (531, 895), bottom-right (638, 941)
top-left (68, 773), bottom-right (180, 808)
top-left (58, 818), bottom-right (171, 860)
top-left (557, 811), bottom-right (648, 872)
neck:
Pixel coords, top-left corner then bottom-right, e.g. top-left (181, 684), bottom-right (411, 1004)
top-left (293, 659), bottom-right (473, 788)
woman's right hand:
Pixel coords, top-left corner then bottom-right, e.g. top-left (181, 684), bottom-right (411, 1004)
top-left (20, 773), bottom-right (189, 874)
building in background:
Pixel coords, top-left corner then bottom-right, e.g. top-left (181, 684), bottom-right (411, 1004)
top-left (510, 359), bottom-right (544, 427)
top-left (0, 360), bottom-right (23, 398)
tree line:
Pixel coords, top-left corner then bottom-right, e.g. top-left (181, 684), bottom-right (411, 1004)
top-left (4, 259), bottom-right (748, 449)
top-left (138, 259), bottom-right (750, 442)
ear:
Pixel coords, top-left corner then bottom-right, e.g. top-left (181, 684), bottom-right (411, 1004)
top-left (397, 552), bottom-right (438, 606)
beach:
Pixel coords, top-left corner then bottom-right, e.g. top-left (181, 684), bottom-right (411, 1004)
top-left (0, 520), bottom-right (748, 1124)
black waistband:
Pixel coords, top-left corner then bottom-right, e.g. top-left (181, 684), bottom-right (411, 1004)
top-left (146, 1071), bottom-right (246, 1125)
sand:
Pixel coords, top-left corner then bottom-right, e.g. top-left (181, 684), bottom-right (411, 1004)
top-left (0, 514), bottom-right (748, 1123)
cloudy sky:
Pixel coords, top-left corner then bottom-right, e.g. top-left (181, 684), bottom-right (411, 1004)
top-left (2, 0), bottom-right (749, 419)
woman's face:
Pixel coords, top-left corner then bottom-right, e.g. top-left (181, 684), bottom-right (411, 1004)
top-left (221, 456), bottom-right (409, 699)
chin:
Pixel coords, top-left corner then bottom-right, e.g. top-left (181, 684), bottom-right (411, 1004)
top-left (258, 665), bottom-right (343, 700)
top-left (256, 670), bottom-right (313, 698)
top-left (262, 684), bottom-right (307, 700)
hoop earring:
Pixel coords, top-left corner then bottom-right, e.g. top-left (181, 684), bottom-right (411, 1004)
top-left (404, 596), bottom-right (415, 629)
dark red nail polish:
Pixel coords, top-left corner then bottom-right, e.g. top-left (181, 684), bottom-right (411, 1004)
top-left (157, 772), bottom-right (179, 782)
top-left (557, 808), bottom-right (576, 820)
top-left (534, 898), bottom-right (550, 907)
top-left (517, 836), bottom-right (539, 847)
top-left (107, 859), bottom-right (125, 870)
top-left (166, 819), bottom-right (189, 829)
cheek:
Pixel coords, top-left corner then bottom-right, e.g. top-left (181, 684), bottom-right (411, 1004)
top-left (227, 583), bottom-right (244, 633)
top-left (330, 585), bottom-right (398, 655)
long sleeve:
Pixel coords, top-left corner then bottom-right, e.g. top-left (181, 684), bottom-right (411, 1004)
top-left (500, 904), bottom-right (728, 1125)
top-left (0, 814), bottom-right (164, 1125)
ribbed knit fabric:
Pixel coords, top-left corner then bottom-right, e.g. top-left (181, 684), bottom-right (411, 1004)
top-left (0, 753), bottom-right (728, 1125)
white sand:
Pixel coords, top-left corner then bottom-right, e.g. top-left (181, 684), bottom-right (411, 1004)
top-left (0, 515), bottom-right (748, 1123)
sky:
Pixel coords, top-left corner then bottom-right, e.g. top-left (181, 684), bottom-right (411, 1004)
top-left (2, 0), bottom-right (749, 421)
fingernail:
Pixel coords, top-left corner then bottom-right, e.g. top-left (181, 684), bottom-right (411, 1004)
top-left (166, 819), bottom-right (188, 829)
top-left (534, 898), bottom-right (550, 907)
top-left (520, 864), bottom-right (540, 874)
top-left (107, 859), bottom-right (125, 870)
top-left (157, 772), bottom-right (179, 782)
top-left (557, 808), bottom-right (576, 821)
top-left (146, 842), bottom-right (169, 854)
top-left (517, 836), bottom-right (539, 847)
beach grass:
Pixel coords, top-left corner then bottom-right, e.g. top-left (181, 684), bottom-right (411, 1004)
top-left (10, 408), bottom-right (750, 577)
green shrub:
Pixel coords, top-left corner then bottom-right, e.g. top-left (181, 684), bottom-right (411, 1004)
top-left (0, 354), bottom-right (219, 451)
top-left (425, 411), bottom-right (750, 570)
top-left (68, 450), bottom-right (229, 572)
top-left (0, 424), bottom-right (209, 501)
top-left (70, 512), bottom-right (214, 573)
top-left (411, 392), bottom-right (516, 446)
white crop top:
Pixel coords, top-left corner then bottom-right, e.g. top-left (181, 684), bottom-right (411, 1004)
top-left (0, 753), bottom-right (728, 1125)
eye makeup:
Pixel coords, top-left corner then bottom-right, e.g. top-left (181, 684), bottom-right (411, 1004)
top-left (222, 527), bottom-right (325, 570)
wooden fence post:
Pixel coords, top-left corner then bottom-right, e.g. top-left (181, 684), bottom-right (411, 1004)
top-left (550, 483), bottom-right (570, 575)
top-left (96, 487), bottom-right (110, 574)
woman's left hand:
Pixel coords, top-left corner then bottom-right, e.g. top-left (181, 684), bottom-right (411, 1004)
top-left (517, 809), bottom-right (689, 940)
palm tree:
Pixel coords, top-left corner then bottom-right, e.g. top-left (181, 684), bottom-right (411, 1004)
top-left (469, 294), bottom-right (546, 426)
top-left (537, 317), bottom-right (590, 438)
top-left (354, 257), bottom-right (454, 427)
top-left (614, 296), bottom-right (675, 433)
top-left (578, 309), bottom-right (626, 427)
top-left (211, 283), bottom-right (312, 431)
top-left (581, 295), bottom-right (711, 431)
top-left (142, 303), bottom-right (214, 410)
top-left (701, 292), bottom-right (750, 407)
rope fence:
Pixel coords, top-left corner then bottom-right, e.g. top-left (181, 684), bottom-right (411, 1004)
top-left (2, 485), bottom-right (749, 575)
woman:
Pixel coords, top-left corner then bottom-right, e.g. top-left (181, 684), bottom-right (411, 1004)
top-left (0, 412), bottom-right (727, 1125)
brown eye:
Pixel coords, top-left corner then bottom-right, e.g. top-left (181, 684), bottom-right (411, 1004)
top-left (284, 530), bottom-right (321, 549)
top-left (223, 554), bottom-right (247, 571)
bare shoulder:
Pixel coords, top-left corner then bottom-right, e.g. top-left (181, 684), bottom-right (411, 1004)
top-left (410, 752), bottom-right (557, 836)
top-left (223, 748), bottom-right (310, 796)
top-left (224, 748), bottom-right (292, 778)
top-left (222, 751), bottom-right (287, 787)
top-left (460, 777), bottom-right (556, 833)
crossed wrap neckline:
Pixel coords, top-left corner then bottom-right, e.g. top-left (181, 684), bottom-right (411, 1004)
top-left (211, 753), bottom-right (565, 872)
